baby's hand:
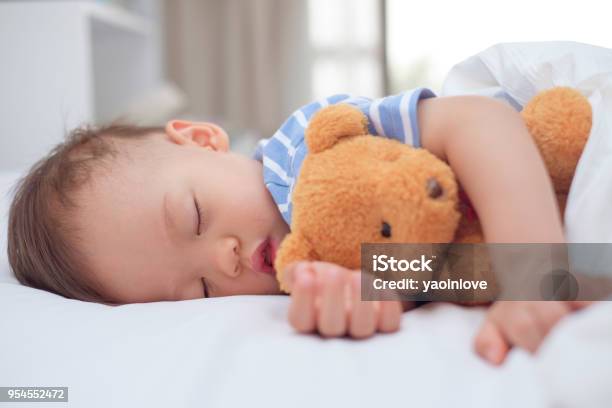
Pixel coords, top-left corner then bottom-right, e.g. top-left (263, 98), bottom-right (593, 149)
top-left (474, 300), bottom-right (592, 365)
top-left (283, 261), bottom-right (404, 339)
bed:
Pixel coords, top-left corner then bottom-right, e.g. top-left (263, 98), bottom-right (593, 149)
top-left (1, 170), bottom-right (611, 408)
top-left (3, 42), bottom-right (612, 407)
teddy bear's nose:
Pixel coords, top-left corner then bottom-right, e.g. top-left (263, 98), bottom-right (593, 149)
top-left (426, 178), bottom-right (443, 199)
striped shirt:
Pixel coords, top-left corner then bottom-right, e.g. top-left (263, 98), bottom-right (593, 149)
top-left (253, 88), bottom-right (436, 226)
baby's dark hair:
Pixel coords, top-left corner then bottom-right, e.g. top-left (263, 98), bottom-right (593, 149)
top-left (7, 124), bottom-right (163, 303)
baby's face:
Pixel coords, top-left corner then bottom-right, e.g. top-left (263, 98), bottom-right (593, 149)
top-left (76, 126), bottom-right (289, 303)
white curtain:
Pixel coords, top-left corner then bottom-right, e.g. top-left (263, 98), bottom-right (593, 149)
top-left (164, 0), bottom-right (311, 138)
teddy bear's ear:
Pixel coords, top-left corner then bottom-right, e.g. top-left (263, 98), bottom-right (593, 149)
top-left (274, 231), bottom-right (320, 293)
top-left (305, 104), bottom-right (369, 153)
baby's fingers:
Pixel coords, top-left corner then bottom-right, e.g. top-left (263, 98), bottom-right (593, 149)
top-left (568, 300), bottom-right (594, 310)
top-left (503, 305), bottom-right (546, 353)
top-left (377, 300), bottom-right (402, 333)
top-left (318, 266), bottom-right (348, 337)
top-left (348, 273), bottom-right (377, 339)
top-left (288, 264), bottom-right (316, 333)
top-left (474, 319), bottom-right (509, 365)
top-left (281, 261), bottom-right (310, 293)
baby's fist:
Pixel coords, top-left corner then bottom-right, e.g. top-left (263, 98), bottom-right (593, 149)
top-left (474, 300), bottom-right (592, 365)
top-left (283, 261), bottom-right (403, 339)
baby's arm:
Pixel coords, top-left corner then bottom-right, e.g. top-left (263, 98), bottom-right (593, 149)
top-left (418, 95), bottom-right (565, 243)
top-left (419, 95), bottom-right (578, 363)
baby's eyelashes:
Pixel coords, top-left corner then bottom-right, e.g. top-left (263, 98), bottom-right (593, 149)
top-left (194, 197), bottom-right (203, 236)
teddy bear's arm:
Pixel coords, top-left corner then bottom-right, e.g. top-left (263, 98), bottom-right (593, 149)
top-left (274, 231), bottom-right (320, 293)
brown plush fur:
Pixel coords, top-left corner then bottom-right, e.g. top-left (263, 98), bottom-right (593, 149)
top-left (523, 87), bottom-right (592, 194)
top-left (274, 87), bottom-right (592, 294)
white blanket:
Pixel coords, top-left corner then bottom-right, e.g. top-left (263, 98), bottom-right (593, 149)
top-left (441, 41), bottom-right (612, 244)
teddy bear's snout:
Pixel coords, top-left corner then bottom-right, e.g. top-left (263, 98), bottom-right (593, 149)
top-left (426, 177), bottom-right (444, 199)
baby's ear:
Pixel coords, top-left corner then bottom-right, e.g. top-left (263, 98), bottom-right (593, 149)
top-left (165, 120), bottom-right (230, 152)
top-left (305, 104), bottom-right (368, 153)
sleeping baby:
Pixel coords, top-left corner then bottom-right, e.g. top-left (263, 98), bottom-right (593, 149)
top-left (7, 87), bottom-right (591, 366)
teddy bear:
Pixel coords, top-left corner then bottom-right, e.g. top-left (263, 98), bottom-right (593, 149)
top-left (273, 87), bottom-right (592, 298)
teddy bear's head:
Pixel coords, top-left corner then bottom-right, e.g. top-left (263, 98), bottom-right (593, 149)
top-left (274, 104), bottom-right (460, 291)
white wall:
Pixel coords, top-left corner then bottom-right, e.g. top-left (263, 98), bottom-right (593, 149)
top-left (0, 3), bottom-right (92, 172)
top-left (0, 1), bottom-right (168, 172)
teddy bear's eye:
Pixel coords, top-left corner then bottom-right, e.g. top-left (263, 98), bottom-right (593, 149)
top-left (426, 178), bottom-right (443, 199)
top-left (381, 221), bottom-right (392, 238)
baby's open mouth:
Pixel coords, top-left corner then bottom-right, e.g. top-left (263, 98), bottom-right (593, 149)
top-left (263, 245), bottom-right (273, 267)
top-left (252, 238), bottom-right (277, 275)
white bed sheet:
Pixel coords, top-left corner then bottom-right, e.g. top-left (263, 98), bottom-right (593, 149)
top-left (1, 279), bottom-right (612, 408)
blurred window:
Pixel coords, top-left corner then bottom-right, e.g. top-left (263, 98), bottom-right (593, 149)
top-left (386, 0), bottom-right (612, 94)
top-left (308, 0), bottom-right (384, 99)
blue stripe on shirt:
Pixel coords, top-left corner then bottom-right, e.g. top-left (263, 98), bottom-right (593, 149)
top-left (379, 93), bottom-right (405, 143)
top-left (253, 87), bottom-right (436, 227)
top-left (409, 88), bottom-right (435, 147)
top-left (343, 96), bottom-right (379, 135)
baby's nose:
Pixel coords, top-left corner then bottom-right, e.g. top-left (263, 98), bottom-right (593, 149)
top-left (217, 236), bottom-right (241, 278)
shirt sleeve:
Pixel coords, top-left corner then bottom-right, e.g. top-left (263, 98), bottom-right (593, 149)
top-left (252, 94), bottom-right (352, 162)
top-left (343, 88), bottom-right (436, 148)
top-left (251, 89), bottom-right (435, 226)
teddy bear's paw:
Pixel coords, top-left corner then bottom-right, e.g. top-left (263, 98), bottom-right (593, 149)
top-left (274, 231), bottom-right (320, 293)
